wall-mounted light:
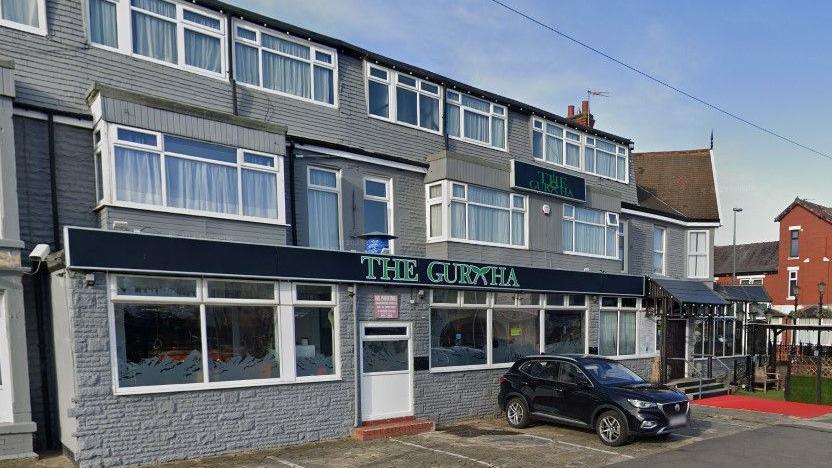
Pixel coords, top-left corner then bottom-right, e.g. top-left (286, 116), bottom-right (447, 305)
top-left (541, 204), bottom-right (551, 216)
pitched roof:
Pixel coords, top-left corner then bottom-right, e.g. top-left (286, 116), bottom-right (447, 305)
top-left (632, 149), bottom-right (720, 222)
top-left (774, 197), bottom-right (832, 223)
top-left (713, 284), bottom-right (771, 303)
top-left (713, 241), bottom-right (778, 276)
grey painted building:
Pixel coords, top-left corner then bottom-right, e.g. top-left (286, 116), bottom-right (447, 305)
top-left (0, 0), bottom-right (732, 465)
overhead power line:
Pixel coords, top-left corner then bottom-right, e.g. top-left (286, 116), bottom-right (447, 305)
top-left (488, 0), bottom-right (832, 161)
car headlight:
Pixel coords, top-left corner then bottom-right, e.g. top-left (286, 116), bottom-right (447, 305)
top-left (627, 399), bottom-right (657, 409)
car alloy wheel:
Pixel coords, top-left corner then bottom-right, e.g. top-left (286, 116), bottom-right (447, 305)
top-left (507, 400), bottom-right (524, 426)
top-left (598, 415), bottom-right (621, 443)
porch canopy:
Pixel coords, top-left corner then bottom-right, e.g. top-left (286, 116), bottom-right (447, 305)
top-left (713, 284), bottom-right (771, 303)
top-left (648, 277), bottom-right (728, 318)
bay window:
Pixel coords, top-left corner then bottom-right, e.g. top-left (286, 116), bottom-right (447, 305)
top-left (366, 64), bottom-right (441, 133)
top-left (307, 166), bottom-right (341, 249)
top-left (425, 181), bottom-right (527, 248)
top-left (0, 0), bottom-right (46, 35)
top-left (110, 276), bottom-right (339, 394)
top-left (430, 291), bottom-right (587, 370)
top-left (95, 123), bottom-right (285, 223)
top-left (234, 22), bottom-right (336, 106)
top-left (687, 230), bottom-right (710, 278)
top-left (599, 297), bottom-right (640, 357)
top-left (562, 204), bottom-right (619, 259)
top-left (87, 0), bottom-right (226, 77)
top-left (446, 91), bottom-right (506, 150)
top-left (652, 225), bottom-right (666, 275)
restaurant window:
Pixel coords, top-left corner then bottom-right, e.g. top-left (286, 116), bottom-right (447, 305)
top-left (95, 123), bottom-right (284, 223)
top-left (109, 276), bottom-right (338, 394)
top-left (0, 0), bottom-right (46, 35)
top-left (789, 228), bottom-right (799, 258)
top-left (429, 291), bottom-right (587, 370)
top-left (307, 166), bottom-right (341, 249)
top-left (687, 230), bottom-right (709, 278)
top-left (234, 21), bottom-right (336, 105)
top-left (562, 204), bottom-right (618, 258)
top-left (363, 177), bottom-right (393, 251)
top-left (367, 64), bottom-right (441, 133)
top-left (599, 297), bottom-right (640, 357)
top-left (445, 90), bottom-right (506, 150)
top-left (652, 225), bottom-right (666, 275)
top-left (87, 0), bottom-right (226, 77)
top-left (425, 181), bottom-right (526, 248)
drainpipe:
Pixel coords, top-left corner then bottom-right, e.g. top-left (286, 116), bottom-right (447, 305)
top-left (352, 283), bottom-right (361, 428)
top-left (442, 90), bottom-right (449, 151)
top-left (47, 113), bottom-right (60, 249)
top-left (287, 141), bottom-right (298, 245)
top-left (226, 14), bottom-right (238, 115)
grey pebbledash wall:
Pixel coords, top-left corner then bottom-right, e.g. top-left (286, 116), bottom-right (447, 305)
top-left (59, 270), bottom-right (356, 467)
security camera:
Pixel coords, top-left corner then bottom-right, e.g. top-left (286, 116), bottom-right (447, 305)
top-left (29, 244), bottom-right (51, 262)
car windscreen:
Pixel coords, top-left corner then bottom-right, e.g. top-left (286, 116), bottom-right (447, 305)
top-left (580, 360), bottom-right (645, 385)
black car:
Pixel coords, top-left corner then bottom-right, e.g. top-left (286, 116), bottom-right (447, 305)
top-left (498, 355), bottom-right (689, 446)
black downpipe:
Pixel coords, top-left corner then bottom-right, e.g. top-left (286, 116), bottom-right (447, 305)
top-left (227, 15), bottom-right (238, 115)
top-left (32, 264), bottom-right (56, 450)
top-left (47, 114), bottom-right (60, 249)
top-left (288, 141), bottom-right (298, 245)
top-left (442, 90), bottom-right (449, 150)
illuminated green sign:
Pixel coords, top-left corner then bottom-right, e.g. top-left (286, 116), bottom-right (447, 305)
top-left (511, 160), bottom-right (587, 202)
top-left (360, 255), bottom-right (520, 288)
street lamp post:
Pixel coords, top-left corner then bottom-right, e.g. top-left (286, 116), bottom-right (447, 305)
top-left (792, 284), bottom-right (800, 348)
top-left (732, 207), bottom-right (743, 284)
top-left (816, 281), bottom-right (825, 404)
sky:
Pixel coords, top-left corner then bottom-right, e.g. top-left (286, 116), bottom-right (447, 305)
top-left (232, 0), bottom-right (832, 246)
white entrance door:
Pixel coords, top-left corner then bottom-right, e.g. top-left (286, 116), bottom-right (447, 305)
top-left (360, 322), bottom-right (413, 421)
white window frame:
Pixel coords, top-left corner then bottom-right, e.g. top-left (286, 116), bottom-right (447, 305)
top-left (108, 276), bottom-right (340, 395)
top-left (232, 19), bottom-right (338, 108)
top-left (619, 221), bottom-right (628, 273)
top-left (562, 204), bottom-right (620, 260)
top-left (366, 63), bottom-right (442, 134)
top-left (0, 0), bottom-right (47, 35)
top-left (652, 225), bottom-right (666, 275)
top-left (428, 291), bottom-right (590, 372)
top-left (531, 117), bottom-right (629, 184)
top-left (86, 0), bottom-right (228, 80)
top-left (599, 298), bottom-right (644, 358)
top-left (363, 176), bottom-right (394, 253)
top-left (95, 122), bottom-right (286, 224)
top-left (0, 291), bottom-right (12, 423)
top-left (445, 90), bottom-right (507, 151)
top-left (787, 267), bottom-right (799, 300)
top-left (788, 226), bottom-right (800, 259)
top-left (686, 230), bottom-right (710, 279)
top-left (424, 180), bottom-right (528, 249)
top-left (307, 165), bottom-right (343, 250)
top-left (737, 275), bottom-right (764, 285)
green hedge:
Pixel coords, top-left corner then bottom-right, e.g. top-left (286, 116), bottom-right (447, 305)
top-left (786, 376), bottom-right (832, 405)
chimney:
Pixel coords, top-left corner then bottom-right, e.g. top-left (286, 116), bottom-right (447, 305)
top-left (569, 99), bottom-right (595, 128)
top-left (567, 105), bottom-right (575, 118)
top-left (581, 100), bottom-right (589, 117)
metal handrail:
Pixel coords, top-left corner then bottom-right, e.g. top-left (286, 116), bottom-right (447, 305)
top-left (713, 357), bottom-right (732, 384)
top-left (667, 357), bottom-right (704, 397)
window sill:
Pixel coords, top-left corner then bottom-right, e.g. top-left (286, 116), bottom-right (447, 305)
top-left (368, 112), bottom-right (443, 136)
top-left (113, 374), bottom-right (342, 396)
top-left (0, 20), bottom-right (47, 36)
top-left (603, 353), bottom-right (659, 361)
top-left (429, 362), bottom-right (513, 374)
top-left (102, 202), bottom-right (290, 227)
top-left (448, 134), bottom-right (508, 153)
top-left (563, 250), bottom-right (619, 261)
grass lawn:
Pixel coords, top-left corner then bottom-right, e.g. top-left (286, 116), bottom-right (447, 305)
top-left (786, 376), bottom-right (832, 405)
top-left (736, 388), bottom-right (785, 401)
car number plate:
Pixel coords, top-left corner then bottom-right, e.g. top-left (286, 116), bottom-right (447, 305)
top-left (669, 415), bottom-right (687, 427)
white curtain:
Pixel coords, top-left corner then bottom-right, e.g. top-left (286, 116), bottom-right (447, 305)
top-left (566, 142), bottom-right (581, 166)
top-left (445, 104), bottom-right (460, 137)
top-left (450, 201), bottom-right (465, 238)
top-left (430, 203), bottom-right (443, 237)
top-left (619, 312), bottom-right (636, 355)
top-left (419, 94), bottom-right (439, 131)
top-left (1, 0), bottom-right (39, 26)
top-left (313, 65), bottom-right (333, 104)
top-left (307, 189), bottom-right (339, 249)
top-left (600, 311), bottom-right (618, 356)
top-left (132, 11), bottom-right (177, 63)
top-left (114, 147), bottom-right (162, 205)
top-left (463, 110), bottom-right (489, 143)
top-left (575, 223), bottom-right (604, 255)
top-left (511, 212), bottom-right (524, 246)
top-left (597, 150), bottom-right (616, 178)
top-left (605, 226), bottom-right (616, 257)
top-left (584, 147), bottom-right (595, 172)
top-left (242, 169), bottom-right (277, 219)
top-left (165, 157), bottom-right (238, 214)
top-left (562, 219), bottom-right (573, 251)
top-left (185, 30), bottom-right (221, 73)
top-left (491, 118), bottom-right (505, 148)
top-left (263, 51), bottom-right (311, 98)
top-left (89, 0), bottom-right (117, 47)
top-left (468, 205), bottom-right (509, 244)
top-left (234, 43), bottom-right (260, 85)
top-left (546, 135), bottom-right (563, 164)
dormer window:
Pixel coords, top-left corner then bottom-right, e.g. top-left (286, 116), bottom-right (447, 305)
top-left (366, 64), bottom-right (441, 133)
top-left (445, 91), bottom-right (506, 150)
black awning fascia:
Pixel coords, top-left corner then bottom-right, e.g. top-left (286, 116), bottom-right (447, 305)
top-left (649, 277), bottom-right (728, 306)
top-left (713, 284), bottom-right (771, 303)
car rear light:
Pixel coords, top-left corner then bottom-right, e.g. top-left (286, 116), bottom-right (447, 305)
top-left (498, 376), bottom-right (508, 384)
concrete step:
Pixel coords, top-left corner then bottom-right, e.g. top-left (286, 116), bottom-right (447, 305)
top-left (352, 417), bottom-right (434, 441)
top-left (689, 387), bottom-right (731, 400)
top-left (677, 382), bottom-right (726, 394)
top-left (668, 377), bottom-right (718, 389)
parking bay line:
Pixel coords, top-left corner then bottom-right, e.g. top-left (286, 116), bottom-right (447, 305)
top-left (520, 434), bottom-right (633, 458)
top-left (391, 438), bottom-right (500, 467)
top-left (266, 456), bottom-right (306, 468)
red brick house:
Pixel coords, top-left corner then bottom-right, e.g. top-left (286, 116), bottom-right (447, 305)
top-left (714, 241), bottom-right (778, 292)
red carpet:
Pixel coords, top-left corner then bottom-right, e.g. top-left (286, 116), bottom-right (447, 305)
top-left (693, 395), bottom-right (832, 419)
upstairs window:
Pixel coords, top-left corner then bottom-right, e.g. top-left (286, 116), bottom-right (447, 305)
top-left (789, 228), bottom-right (799, 258)
top-left (652, 225), bottom-right (666, 275)
top-left (87, 0), bottom-right (226, 77)
top-left (531, 118), bottom-right (628, 182)
top-left (0, 0), bottom-right (46, 35)
top-left (234, 23), bottom-right (336, 106)
top-left (445, 91), bottom-right (506, 150)
top-left (687, 230), bottom-right (709, 278)
top-left (95, 123), bottom-right (285, 223)
top-left (307, 167), bottom-right (341, 250)
top-left (562, 204), bottom-right (619, 259)
top-left (787, 269), bottom-right (799, 299)
top-left (366, 64), bottom-right (441, 133)
top-left (585, 137), bottom-right (628, 182)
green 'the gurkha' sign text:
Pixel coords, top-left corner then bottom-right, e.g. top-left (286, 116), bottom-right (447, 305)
top-left (511, 160), bottom-right (587, 202)
top-left (360, 255), bottom-right (520, 288)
